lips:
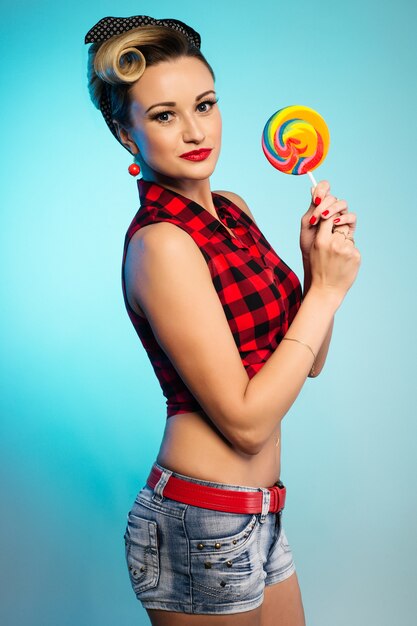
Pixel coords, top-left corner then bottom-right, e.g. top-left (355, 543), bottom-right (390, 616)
top-left (179, 148), bottom-right (213, 161)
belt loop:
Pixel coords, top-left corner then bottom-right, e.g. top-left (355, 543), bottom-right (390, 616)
top-left (259, 487), bottom-right (271, 524)
top-left (151, 467), bottom-right (173, 502)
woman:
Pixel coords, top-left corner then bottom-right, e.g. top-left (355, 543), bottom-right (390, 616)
top-left (85, 14), bottom-right (360, 626)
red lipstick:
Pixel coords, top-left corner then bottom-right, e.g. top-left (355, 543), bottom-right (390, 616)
top-left (179, 148), bottom-right (212, 161)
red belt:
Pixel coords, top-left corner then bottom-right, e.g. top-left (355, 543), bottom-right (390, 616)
top-left (146, 464), bottom-right (286, 514)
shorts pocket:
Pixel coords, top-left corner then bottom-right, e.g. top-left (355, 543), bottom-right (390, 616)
top-left (186, 508), bottom-right (262, 602)
top-left (124, 513), bottom-right (160, 596)
top-left (279, 527), bottom-right (292, 553)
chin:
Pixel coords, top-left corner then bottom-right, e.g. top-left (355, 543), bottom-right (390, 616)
top-left (171, 163), bottom-right (217, 180)
top-left (148, 154), bottom-right (218, 182)
top-left (184, 167), bottom-right (216, 181)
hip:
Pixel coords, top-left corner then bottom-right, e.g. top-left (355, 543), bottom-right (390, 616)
top-left (123, 461), bottom-right (295, 614)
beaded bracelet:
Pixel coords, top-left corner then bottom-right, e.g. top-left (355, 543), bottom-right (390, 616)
top-left (281, 337), bottom-right (316, 376)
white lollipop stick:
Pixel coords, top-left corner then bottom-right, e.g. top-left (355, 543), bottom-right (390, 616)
top-left (307, 171), bottom-right (318, 187)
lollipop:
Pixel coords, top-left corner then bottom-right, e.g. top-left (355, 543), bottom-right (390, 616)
top-left (261, 105), bottom-right (330, 187)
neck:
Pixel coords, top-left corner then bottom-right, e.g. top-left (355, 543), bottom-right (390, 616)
top-left (142, 171), bottom-right (216, 216)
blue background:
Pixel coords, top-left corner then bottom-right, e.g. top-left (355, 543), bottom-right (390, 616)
top-left (1, 1), bottom-right (416, 624)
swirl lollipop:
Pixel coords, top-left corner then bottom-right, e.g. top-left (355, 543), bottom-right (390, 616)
top-left (261, 104), bottom-right (330, 187)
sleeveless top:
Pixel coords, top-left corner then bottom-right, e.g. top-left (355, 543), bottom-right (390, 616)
top-left (121, 178), bottom-right (303, 418)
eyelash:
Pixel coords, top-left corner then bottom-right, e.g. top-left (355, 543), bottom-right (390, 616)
top-left (150, 98), bottom-right (219, 124)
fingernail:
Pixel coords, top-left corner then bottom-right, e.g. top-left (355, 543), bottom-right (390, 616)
top-left (321, 210), bottom-right (329, 217)
top-left (314, 197), bottom-right (322, 206)
top-left (333, 218), bottom-right (341, 223)
top-left (309, 215), bottom-right (317, 225)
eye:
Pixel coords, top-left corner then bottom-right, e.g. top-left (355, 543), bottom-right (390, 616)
top-left (197, 98), bottom-right (219, 113)
top-left (153, 111), bottom-right (174, 124)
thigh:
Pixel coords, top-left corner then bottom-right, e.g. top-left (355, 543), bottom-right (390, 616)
top-left (147, 605), bottom-right (262, 625)
top-left (263, 515), bottom-right (297, 586)
top-left (260, 571), bottom-right (306, 626)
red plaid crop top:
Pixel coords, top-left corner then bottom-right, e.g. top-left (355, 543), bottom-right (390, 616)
top-left (121, 178), bottom-right (302, 418)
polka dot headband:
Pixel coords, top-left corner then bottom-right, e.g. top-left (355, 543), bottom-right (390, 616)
top-left (84, 15), bottom-right (202, 149)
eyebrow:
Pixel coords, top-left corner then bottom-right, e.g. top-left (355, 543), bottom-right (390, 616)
top-left (145, 90), bottom-right (216, 114)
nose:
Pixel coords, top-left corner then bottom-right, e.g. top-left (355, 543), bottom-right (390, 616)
top-left (181, 112), bottom-right (205, 144)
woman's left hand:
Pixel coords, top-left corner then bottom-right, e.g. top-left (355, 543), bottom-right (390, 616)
top-left (299, 179), bottom-right (357, 263)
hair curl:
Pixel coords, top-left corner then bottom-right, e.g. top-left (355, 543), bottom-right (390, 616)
top-left (86, 25), bottom-right (215, 158)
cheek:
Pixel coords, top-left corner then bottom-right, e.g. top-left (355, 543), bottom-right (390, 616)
top-left (151, 127), bottom-right (177, 149)
top-left (213, 126), bottom-right (222, 151)
top-left (212, 111), bottom-right (222, 138)
top-left (136, 129), bottom-right (170, 161)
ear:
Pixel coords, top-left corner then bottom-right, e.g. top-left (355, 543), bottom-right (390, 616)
top-left (112, 119), bottom-right (139, 156)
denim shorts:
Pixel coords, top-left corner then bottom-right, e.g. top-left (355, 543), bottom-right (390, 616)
top-left (123, 462), bottom-right (296, 615)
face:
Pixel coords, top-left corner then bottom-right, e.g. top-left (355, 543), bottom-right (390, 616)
top-left (115, 56), bottom-right (222, 185)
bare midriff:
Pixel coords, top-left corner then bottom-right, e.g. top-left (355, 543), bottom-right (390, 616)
top-left (156, 410), bottom-right (281, 489)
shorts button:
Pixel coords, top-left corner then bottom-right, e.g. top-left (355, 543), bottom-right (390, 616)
top-left (140, 566), bottom-right (145, 572)
top-left (214, 542), bottom-right (222, 549)
top-left (232, 539), bottom-right (237, 544)
top-left (220, 580), bottom-right (227, 587)
top-left (197, 543), bottom-right (204, 550)
top-left (204, 561), bottom-right (212, 569)
top-left (226, 560), bottom-right (233, 567)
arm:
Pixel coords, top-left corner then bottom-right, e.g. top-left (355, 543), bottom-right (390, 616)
top-left (218, 189), bottom-right (334, 377)
top-left (299, 180), bottom-right (358, 376)
top-left (302, 256), bottom-right (334, 378)
top-left (126, 215), bottom-right (358, 458)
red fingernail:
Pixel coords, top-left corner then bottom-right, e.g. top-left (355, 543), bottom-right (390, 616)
top-left (333, 218), bottom-right (341, 223)
top-left (314, 196), bottom-right (322, 206)
top-left (321, 210), bottom-right (329, 217)
top-left (309, 215), bottom-right (317, 225)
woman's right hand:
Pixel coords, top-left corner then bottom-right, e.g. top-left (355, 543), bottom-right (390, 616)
top-left (309, 205), bottom-right (361, 299)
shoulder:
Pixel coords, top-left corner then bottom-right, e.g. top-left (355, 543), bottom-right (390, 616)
top-left (126, 221), bottom-right (203, 275)
top-left (128, 220), bottom-right (196, 254)
top-left (213, 190), bottom-right (258, 227)
top-left (124, 222), bottom-right (205, 318)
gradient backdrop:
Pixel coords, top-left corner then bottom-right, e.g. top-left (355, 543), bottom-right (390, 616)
top-left (1, 1), bottom-right (416, 624)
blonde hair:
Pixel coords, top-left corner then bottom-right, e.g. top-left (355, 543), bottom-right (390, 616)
top-left (86, 25), bottom-right (215, 157)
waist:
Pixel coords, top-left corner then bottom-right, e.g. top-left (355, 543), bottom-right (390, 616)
top-left (157, 411), bottom-right (281, 487)
top-left (146, 462), bottom-right (286, 515)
